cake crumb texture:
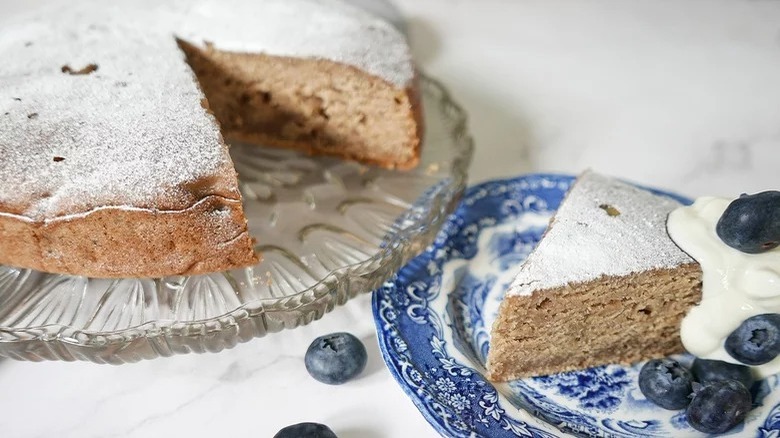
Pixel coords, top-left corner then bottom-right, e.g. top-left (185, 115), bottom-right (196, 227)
top-left (487, 264), bottom-right (702, 381)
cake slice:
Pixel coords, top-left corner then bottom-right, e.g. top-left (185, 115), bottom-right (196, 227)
top-left (486, 171), bottom-right (702, 381)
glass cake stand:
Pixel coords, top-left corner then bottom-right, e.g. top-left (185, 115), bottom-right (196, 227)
top-left (0, 75), bottom-right (473, 364)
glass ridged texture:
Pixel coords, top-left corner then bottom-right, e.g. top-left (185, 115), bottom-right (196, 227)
top-left (0, 76), bottom-right (473, 364)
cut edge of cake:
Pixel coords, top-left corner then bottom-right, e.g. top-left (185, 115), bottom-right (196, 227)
top-left (485, 171), bottom-right (703, 381)
top-left (177, 39), bottom-right (424, 170)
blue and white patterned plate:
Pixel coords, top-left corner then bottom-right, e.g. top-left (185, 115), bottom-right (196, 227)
top-left (372, 174), bottom-right (780, 437)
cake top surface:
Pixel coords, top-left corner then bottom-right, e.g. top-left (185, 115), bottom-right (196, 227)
top-left (175, 0), bottom-right (413, 87)
top-left (0, 0), bottom-right (413, 221)
top-left (506, 171), bottom-right (694, 297)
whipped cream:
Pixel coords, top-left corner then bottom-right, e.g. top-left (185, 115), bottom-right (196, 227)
top-left (668, 197), bottom-right (780, 378)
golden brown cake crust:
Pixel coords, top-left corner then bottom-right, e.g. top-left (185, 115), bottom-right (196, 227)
top-left (0, 195), bottom-right (257, 278)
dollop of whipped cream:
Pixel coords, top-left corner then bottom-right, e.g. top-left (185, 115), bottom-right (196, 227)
top-left (668, 197), bottom-right (780, 378)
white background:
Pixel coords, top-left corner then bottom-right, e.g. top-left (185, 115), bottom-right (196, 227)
top-left (1, 1), bottom-right (779, 437)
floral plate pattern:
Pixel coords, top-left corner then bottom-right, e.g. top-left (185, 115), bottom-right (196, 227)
top-left (373, 174), bottom-right (780, 437)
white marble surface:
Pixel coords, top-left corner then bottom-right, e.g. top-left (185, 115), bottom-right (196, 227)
top-left (1, 1), bottom-right (780, 437)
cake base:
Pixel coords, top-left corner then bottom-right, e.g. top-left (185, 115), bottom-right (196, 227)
top-left (0, 195), bottom-right (257, 278)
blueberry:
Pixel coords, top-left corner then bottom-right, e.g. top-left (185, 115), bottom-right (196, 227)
top-left (691, 358), bottom-right (754, 390)
top-left (686, 379), bottom-right (751, 434)
top-left (716, 191), bottom-right (780, 254)
top-left (638, 358), bottom-right (694, 410)
top-left (725, 313), bottom-right (780, 365)
top-left (305, 332), bottom-right (367, 385)
top-left (274, 422), bottom-right (337, 438)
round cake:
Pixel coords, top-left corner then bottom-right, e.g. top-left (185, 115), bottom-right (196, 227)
top-left (0, 0), bottom-right (421, 278)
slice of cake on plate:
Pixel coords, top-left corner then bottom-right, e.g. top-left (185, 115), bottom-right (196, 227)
top-left (486, 171), bottom-right (702, 381)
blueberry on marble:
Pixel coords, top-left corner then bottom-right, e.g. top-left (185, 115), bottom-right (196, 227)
top-left (725, 314), bottom-right (780, 365)
top-left (274, 422), bottom-right (338, 438)
top-left (638, 358), bottom-right (694, 410)
top-left (691, 358), bottom-right (754, 390)
top-left (716, 191), bottom-right (780, 254)
top-left (686, 379), bottom-right (751, 434)
top-left (305, 332), bottom-right (367, 385)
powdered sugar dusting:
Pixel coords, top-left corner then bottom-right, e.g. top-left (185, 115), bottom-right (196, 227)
top-left (0, 0), bottom-right (413, 221)
top-left (506, 171), bottom-right (694, 296)
top-left (175, 0), bottom-right (414, 88)
top-left (0, 5), bottom-right (236, 220)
